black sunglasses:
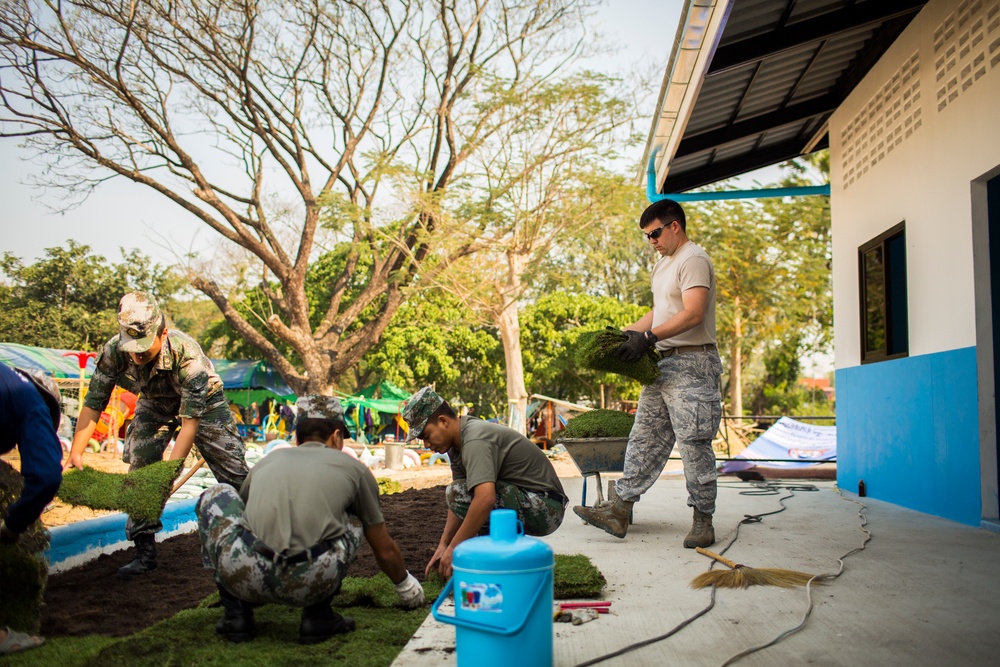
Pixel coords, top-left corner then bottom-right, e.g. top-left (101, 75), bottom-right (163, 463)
top-left (644, 221), bottom-right (674, 240)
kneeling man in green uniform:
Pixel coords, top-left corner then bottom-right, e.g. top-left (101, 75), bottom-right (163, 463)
top-left (196, 395), bottom-right (424, 645)
top-left (402, 386), bottom-right (567, 579)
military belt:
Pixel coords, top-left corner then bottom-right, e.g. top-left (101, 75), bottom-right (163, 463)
top-left (239, 528), bottom-right (335, 565)
top-left (658, 343), bottom-right (716, 358)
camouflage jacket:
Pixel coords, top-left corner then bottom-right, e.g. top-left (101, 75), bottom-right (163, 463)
top-left (84, 330), bottom-right (224, 419)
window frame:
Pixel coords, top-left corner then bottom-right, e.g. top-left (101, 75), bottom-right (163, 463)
top-left (858, 221), bottom-right (908, 364)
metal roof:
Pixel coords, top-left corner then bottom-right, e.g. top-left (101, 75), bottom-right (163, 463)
top-left (644, 0), bottom-right (928, 194)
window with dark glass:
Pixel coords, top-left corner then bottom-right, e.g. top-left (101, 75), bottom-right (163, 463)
top-left (859, 222), bottom-right (908, 363)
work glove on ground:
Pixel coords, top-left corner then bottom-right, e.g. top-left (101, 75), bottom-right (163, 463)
top-left (618, 330), bottom-right (657, 362)
top-left (395, 572), bottom-right (425, 609)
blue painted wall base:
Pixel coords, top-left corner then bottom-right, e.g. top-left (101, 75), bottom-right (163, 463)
top-left (837, 347), bottom-right (982, 525)
top-left (46, 498), bottom-right (199, 573)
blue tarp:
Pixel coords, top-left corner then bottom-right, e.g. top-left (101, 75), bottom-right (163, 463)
top-left (0, 343), bottom-right (96, 378)
top-left (212, 359), bottom-right (296, 406)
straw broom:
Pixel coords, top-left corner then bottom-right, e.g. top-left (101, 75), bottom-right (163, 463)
top-left (690, 547), bottom-right (822, 589)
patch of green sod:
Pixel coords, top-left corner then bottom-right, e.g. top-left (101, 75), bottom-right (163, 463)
top-left (3, 557), bottom-right (604, 667)
top-left (575, 328), bottom-right (659, 385)
top-left (1, 459), bottom-right (50, 633)
top-left (57, 460), bottom-right (185, 523)
top-left (375, 478), bottom-right (403, 495)
top-left (554, 554), bottom-right (607, 598)
top-left (561, 410), bottom-right (635, 439)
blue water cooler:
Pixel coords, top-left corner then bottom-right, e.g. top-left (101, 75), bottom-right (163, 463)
top-left (432, 509), bottom-right (554, 667)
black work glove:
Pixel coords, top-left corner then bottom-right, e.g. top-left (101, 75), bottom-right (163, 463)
top-left (618, 330), bottom-right (657, 362)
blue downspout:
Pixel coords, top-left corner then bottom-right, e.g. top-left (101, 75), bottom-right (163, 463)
top-left (646, 153), bottom-right (830, 202)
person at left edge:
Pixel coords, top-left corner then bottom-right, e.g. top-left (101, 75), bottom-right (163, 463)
top-left (64, 291), bottom-right (249, 578)
top-left (0, 364), bottom-right (64, 655)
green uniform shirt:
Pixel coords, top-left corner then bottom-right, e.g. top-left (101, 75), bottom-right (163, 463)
top-left (239, 442), bottom-right (384, 553)
top-left (450, 416), bottom-right (565, 499)
top-left (84, 329), bottom-right (224, 419)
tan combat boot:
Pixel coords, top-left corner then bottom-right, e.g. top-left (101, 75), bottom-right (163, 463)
top-left (683, 508), bottom-right (715, 548)
top-left (573, 498), bottom-right (633, 539)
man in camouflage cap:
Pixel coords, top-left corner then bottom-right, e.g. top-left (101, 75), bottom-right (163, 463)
top-left (196, 394), bottom-right (424, 644)
top-left (65, 291), bottom-right (249, 578)
top-left (403, 386), bottom-right (567, 579)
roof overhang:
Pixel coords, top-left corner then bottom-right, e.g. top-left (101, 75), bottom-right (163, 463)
top-left (643, 0), bottom-right (928, 195)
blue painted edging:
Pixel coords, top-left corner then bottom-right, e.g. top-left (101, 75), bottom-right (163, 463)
top-left (837, 347), bottom-right (981, 525)
top-left (46, 498), bottom-right (199, 572)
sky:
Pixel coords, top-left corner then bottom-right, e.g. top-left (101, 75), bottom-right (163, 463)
top-left (1, 0), bottom-right (687, 266)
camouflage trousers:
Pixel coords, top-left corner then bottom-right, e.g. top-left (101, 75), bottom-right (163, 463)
top-left (615, 350), bottom-right (722, 514)
top-left (446, 480), bottom-right (566, 536)
top-left (196, 485), bottom-right (364, 607)
top-left (124, 396), bottom-right (249, 540)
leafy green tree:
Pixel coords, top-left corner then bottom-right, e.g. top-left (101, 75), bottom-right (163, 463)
top-left (360, 292), bottom-right (507, 417)
top-left (519, 292), bottom-right (648, 406)
top-left (0, 241), bottom-right (181, 350)
top-left (691, 154), bottom-right (831, 415)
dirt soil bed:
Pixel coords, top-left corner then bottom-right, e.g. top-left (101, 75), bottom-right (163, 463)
top-left (40, 486), bottom-right (447, 638)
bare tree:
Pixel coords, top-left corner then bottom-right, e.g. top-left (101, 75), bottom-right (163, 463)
top-left (0, 0), bottom-right (597, 393)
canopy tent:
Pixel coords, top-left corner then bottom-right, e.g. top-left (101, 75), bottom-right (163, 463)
top-left (211, 359), bottom-right (296, 407)
top-left (0, 343), bottom-right (96, 378)
top-left (720, 417), bottom-right (836, 472)
top-left (338, 381), bottom-right (412, 443)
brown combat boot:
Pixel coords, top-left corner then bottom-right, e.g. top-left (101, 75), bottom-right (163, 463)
top-left (573, 498), bottom-right (633, 539)
top-left (683, 508), bottom-right (715, 548)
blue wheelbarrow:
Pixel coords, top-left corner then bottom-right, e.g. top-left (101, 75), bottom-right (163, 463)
top-left (557, 437), bottom-right (628, 507)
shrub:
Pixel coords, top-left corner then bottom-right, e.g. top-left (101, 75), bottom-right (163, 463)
top-left (562, 410), bottom-right (635, 439)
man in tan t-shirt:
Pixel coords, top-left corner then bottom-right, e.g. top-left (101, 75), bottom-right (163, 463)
top-left (574, 198), bottom-right (723, 546)
top-left (196, 395), bottom-right (424, 645)
top-left (402, 386), bottom-right (567, 579)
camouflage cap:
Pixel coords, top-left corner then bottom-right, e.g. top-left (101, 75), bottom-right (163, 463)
top-left (14, 367), bottom-right (62, 430)
top-left (118, 292), bottom-right (163, 353)
top-left (402, 386), bottom-right (444, 443)
top-left (296, 395), bottom-right (345, 422)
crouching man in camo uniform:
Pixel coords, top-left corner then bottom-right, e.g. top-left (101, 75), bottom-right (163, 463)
top-left (65, 291), bottom-right (248, 577)
top-left (196, 395), bottom-right (424, 645)
top-left (402, 387), bottom-right (567, 580)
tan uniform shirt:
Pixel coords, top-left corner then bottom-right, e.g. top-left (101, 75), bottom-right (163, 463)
top-left (239, 442), bottom-right (384, 553)
top-left (450, 416), bottom-right (565, 499)
top-left (650, 241), bottom-right (717, 348)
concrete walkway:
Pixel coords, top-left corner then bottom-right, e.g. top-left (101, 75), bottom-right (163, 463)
top-left (394, 474), bottom-right (1000, 667)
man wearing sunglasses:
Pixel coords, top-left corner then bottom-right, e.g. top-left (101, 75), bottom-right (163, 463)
top-left (574, 199), bottom-right (722, 547)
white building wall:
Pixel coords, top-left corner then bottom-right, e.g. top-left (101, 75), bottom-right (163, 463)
top-left (830, 0), bottom-right (1000, 369)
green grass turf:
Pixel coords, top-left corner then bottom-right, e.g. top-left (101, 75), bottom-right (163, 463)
top-left (561, 410), bottom-right (635, 439)
top-left (575, 329), bottom-right (659, 385)
top-left (3, 556), bottom-right (605, 666)
top-left (57, 460), bottom-right (185, 523)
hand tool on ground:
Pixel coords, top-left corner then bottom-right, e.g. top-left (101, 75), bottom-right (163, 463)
top-left (690, 547), bottom-right (822, 589)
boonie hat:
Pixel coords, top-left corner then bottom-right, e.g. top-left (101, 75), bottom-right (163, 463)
top-left (402, 386), bottom-right (444, 442)
top-left (118, 292), bottom-right (163, 353)
top-left (296, 395), bottom-right (345, 422)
